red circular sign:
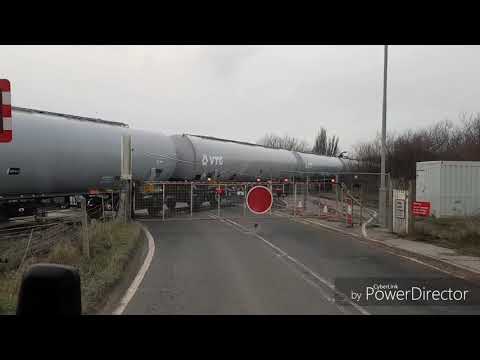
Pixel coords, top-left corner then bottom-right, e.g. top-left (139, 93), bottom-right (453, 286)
top-left (246, 186), bottom-right (273, 214)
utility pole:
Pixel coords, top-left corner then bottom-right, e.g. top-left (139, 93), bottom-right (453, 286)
top-left (379, 45), bottom-right (388, 227)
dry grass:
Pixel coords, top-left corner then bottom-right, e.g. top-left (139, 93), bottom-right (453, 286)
top-left (0, 220), bottom-right (142, 315)
top-left (414, 216), bottom-right (480, 256)
top-left (0, 271), bottom-right (19, 315)
top-left (79, 221), bottom-right (141, 314)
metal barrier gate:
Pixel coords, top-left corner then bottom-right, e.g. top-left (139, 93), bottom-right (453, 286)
top-left (134, 180), bottom-right (378, 226)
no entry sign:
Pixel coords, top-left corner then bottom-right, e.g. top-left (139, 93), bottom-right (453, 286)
top-left (412, 201), bottom-right (431, 217)
top-left (0, 79), bottom-right (12, 143)
top-left (246, 186), bottom-right (273, 215)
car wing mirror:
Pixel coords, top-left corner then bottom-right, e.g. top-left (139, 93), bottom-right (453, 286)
top-left (16, 263), bottom-right (82, 315)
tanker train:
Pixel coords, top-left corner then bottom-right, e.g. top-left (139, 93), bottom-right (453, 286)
top-left (0, 107), bottom-right (355, 220)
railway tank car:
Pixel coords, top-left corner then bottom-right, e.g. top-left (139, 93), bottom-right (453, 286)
top-left (170, 134), bottom-right (352, 181)
top-left (0, 107), bottom-right (176, 195)
top-left (0, 107), bottom-right (176, 219)
top-left (0, 106), bottom-right (356, 220)
top-left (171, 134), bottom-right (300, 181)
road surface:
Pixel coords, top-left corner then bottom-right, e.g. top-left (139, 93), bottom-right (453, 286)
top-left (125, 207), bottom-right (480, 315)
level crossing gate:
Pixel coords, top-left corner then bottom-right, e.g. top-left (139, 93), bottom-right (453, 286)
top-left (133, 179), bottom-right (376, 228)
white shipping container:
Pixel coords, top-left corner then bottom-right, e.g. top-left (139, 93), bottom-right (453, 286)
top-left (416, 161), bottom-right (480, 218)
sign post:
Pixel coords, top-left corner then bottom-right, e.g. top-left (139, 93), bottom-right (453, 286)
top-left (0, 79), bottom-right (12, 143)
top-left (392, 189), bottom-right (408, 234)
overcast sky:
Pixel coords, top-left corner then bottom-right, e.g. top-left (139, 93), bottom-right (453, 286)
top-left (1, 45), bottom-right (479, 152)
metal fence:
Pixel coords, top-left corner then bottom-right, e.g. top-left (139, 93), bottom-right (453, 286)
top-left (134, 178), bottom-right (381, 226)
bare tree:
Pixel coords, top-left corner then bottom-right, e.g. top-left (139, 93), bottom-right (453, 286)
top-left (353, 113), bottom-right (480, 180)
top-left (312, 128), bottom-right (340, 156)
top-left (327, 135), bottom-right (340, 156)
top-left (258, 133), bottom-right (310, 152)
top-left (312, 128), bottom-right (327, 155)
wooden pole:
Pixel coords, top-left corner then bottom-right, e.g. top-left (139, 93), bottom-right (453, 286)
top-left (80, 197), bottom-right (89, 259)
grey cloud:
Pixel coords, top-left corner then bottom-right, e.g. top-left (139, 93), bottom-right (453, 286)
top-left (1, 45), bottom-right (480, 153)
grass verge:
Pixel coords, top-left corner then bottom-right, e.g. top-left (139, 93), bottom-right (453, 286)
top-left (413, 216), bottom-right (480, 257)
top-left (0, 221), bottom-right (142, 315)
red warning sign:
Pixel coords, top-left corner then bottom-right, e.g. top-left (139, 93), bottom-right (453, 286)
top-left (0, 79), bottom-right (12, 143)
top-left (246, 186), bottom-right (273, 215)
top-left (412, 201), bottom-right (431, 217)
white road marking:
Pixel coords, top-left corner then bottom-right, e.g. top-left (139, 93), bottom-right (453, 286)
top-left (216, 215), bottom-right (370, 315)
top-left (361, 211), bottom-right (377, 238)
top-left (112, 222), bottom-right (156, 315)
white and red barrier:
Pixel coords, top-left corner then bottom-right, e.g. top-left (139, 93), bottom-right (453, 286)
top-left (0, 79), bottom-right (12, 143)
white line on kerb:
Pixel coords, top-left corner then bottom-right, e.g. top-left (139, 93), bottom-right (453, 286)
top-left (217, 216), bottom-right (370, 315)
top-left (112, 223), bottom-right (156, 315)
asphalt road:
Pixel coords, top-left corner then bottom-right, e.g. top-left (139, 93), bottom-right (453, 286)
top-left (125, 207), bottom-right (480, 315)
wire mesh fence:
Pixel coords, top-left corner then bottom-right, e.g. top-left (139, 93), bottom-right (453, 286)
top-left (134, 176), bottom-right (384, 226)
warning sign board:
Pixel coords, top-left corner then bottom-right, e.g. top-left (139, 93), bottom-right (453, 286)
top-left (246, 186), bottom-right (273, 215)
top-left (412, 201), bottom-right (431, 217)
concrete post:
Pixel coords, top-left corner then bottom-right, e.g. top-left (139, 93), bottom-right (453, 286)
top-left (379, 45), bottom-right (389, 228)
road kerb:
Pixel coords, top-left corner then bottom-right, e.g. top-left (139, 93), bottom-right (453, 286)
top-left (111, 222), bottom-right (156, 315)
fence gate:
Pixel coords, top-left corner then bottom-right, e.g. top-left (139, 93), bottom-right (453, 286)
top-left (134, 179), bottom-right (380, 224)
top-left (392, 189), bottom-right (408, 234)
